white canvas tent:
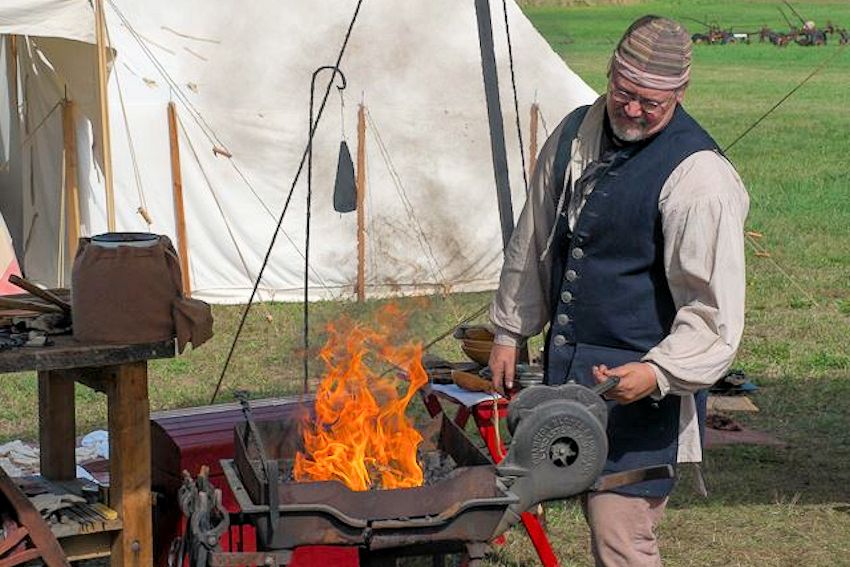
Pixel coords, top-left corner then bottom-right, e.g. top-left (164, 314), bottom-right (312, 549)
top-left (0, 0), bottom-right (596, 303)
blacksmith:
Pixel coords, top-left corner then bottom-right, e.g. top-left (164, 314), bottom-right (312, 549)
top-left (488, 15), bottom-right (748, 566)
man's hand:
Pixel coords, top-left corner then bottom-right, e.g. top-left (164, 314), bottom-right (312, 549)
top-left (488, 344), bottom-right (518, 395)
top-left (592, 362), bottom-right (658, 404)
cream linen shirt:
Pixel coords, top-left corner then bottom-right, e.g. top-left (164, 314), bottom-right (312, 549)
top-left (489, 97), bottom-right (749, 463)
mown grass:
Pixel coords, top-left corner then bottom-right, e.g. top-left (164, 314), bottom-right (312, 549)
top-left (3, 1), bottom-right (850, 565)
top-left (500, 1), bottom-right (850, 565)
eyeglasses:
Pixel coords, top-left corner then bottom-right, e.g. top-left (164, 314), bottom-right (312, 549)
top-left (608, 87), bottom-right (675, 116)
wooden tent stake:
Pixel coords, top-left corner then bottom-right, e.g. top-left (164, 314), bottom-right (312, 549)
top-left (167, 102), bottom-right (192, 297)
top-left (61, 100), bottom-right (81, 260)
top-left (356, 105), bottom-right (367, 302)
top-left (529, 103), bottom-right (539, 178)
top-left (94, 0), bottom-right (116, 231)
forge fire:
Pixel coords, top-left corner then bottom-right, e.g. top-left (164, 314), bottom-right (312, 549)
top-left (293, 306), bottom-right (429, 491)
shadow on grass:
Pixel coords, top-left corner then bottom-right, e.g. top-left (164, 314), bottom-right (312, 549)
top-left (670, 373), bottom-right (850, 508)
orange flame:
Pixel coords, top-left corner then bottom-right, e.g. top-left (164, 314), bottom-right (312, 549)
top-left (293, 305), bottom-right (428, 491)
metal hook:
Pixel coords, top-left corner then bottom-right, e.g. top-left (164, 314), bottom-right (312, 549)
top-left (305, 65), bottom-right (348, 394)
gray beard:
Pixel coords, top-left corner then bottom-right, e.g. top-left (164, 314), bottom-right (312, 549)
top-left (610, 116), bottom-right (649, 142)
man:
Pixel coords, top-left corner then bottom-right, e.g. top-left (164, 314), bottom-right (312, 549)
top-left (488, 15), bottom-right (748, 567)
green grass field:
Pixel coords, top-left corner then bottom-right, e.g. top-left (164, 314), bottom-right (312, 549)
top-left (510, 2), bottom-right (850, 565)
top-left (3, 1), bottom-right (850, 565)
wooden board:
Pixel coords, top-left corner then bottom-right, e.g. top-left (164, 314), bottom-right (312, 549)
top-left (38, 371), bottom-right (76, 481)
top-left (707, 395), bottom-right (759, 413)
top-left (106, 362), bottom-right (152, 567)
top-left (0, 335), bottom-right (174, 374)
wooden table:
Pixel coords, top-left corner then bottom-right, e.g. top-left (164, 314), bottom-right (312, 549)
top-left (0, 334), bottom-right (175, 567)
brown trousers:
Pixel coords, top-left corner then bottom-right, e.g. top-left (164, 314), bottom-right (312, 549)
top-left (582, 492), bottom-right (668, 567)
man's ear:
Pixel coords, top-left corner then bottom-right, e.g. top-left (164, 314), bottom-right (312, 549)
top-left (675, 85), bottom-right (687, 103)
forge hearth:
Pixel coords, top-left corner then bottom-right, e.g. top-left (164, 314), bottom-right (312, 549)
top-left (225, 412), bottom-right (516, 552)
top-left (220, 383), bottom-right (674, 560)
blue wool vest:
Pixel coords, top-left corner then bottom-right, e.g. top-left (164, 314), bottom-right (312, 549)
top-left (545, 105), bottom-right (719, 497)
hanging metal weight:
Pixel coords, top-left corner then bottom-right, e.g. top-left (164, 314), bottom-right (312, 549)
top-left (498, 398), bottom-right (607, 510)
top-left (507, 383), bottom-right (608, 435)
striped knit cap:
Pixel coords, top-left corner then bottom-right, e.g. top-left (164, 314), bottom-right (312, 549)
top-left (611, 15), bottom-right (691, 90)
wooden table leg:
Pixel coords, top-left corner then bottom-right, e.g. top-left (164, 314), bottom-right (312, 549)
top-left (37, 370), bottom-right (76, 481)
top-left (105, 361), bottom-right (152, 567)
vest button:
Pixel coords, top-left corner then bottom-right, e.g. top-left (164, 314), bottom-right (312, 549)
top-left (571, 247), bottom-right (584, 260)
top-left (556, 313), bottom-right (570, 326)
top-left (560, 291), bottom-right (573, 303)
top-left (553, 334), bottom-right (567, 347)
top-left (564, 269), bottom-right (578, 282)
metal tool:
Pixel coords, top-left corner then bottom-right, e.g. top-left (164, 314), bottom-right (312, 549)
top-left (234, 390), bottom-right (270, 464)
top-left (593, 375), bottom-right (621, 396)
top-left (7, 276), bottom-right (71, 313)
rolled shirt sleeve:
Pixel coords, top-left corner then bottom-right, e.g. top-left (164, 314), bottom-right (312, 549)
top-left (643, 150), bottom-right (750, 396)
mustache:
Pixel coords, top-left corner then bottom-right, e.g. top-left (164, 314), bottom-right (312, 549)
top-left (614, 110), bottom-right (648, 129)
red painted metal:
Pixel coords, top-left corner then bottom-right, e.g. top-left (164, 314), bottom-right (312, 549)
top-left (154, 392), bottom-right (558, 566)
top-left (150, 396), bottom-right (358, 567)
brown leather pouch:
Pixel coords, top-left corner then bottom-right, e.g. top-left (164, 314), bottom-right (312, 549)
top-left (72, 234), bottom-right (212, 352)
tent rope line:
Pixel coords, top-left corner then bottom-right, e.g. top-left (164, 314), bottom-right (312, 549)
top-left (210, 0), bottom-right (367, 405)
top-left (19, 98), bottom-right (61, 149)
top-left (176, 111), bottom-right (285, 331)
top-left (501, 0), bottom-right (528, 193)
top-left (108, 0), bottom-right (335, 292)
top-left (363, 108), bottom-right (448, 287)
top-left (112, 0), bottom-right (340, 271)
top-left (104, 17), bottom-right (151, 229)
top-left (363, 108), bottom-right (478, 323)
top-left (104, 0), bottom-right (515, 331)
top-left (538, 105), bottom-right (551, 138)
top-left (172, 103), bottom-right (333, 295)
top-left (720, 42), bottom-right (847, 310)
top-left (176, 112), bottom-right (256, 285)
top-left (722, 41), bottom-right (848, 153)
top-left (108, 0), bottom-right (285, 234)
top-left (744, 234), bottom-right (820, 308)
top-left (108, 1), bottom-right (224, 149)
top-left (401, 41), bottom-right (847, 361)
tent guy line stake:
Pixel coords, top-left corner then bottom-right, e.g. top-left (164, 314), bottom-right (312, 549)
top-left (210, 0), bottom-right (366, 405)
top-left (168, 102), bottom-right (192, 296)
top-left (356, 104), bottom-right (367, 303)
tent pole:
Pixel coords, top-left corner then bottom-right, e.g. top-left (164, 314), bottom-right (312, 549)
top-left (5, 35), bottom-right (25, 262)
top-left (356, 104), bottom-right (366, 303)
top-left (167, 102), bottom-right (191, 297)
top-left (94, 0), bottom-right (116, 231)
top-left (528, 102), bottom-right (539, 179)
top-left (474, 0), bottom-right (514, 250)
top-left (62, 100), bottom-right (81, 261)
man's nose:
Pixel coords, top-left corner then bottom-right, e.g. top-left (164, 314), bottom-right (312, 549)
top-left (623, 100), bottom-right (644, 118)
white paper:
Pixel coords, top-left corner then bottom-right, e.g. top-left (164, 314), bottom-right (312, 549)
top-left (428, 383), bottom-right (502, 408)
